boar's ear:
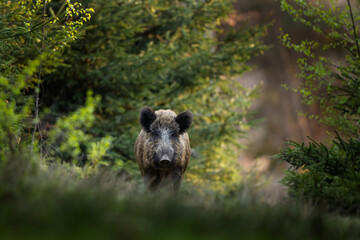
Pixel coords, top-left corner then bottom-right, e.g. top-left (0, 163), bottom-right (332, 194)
top-left (140, 107), bottom-right (156, 132)
top-left (175, 111), bottom-right (192, 134)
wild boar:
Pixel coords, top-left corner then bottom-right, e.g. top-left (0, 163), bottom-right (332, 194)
top-left (134, 107), bottom-right (192, 192)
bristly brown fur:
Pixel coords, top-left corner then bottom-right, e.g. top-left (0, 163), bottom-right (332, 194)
top-left (134, 108), bottom-right (191, 192)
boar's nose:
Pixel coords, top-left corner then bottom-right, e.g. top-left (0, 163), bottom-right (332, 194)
top-left (159, 155), bottom-right (172, 167)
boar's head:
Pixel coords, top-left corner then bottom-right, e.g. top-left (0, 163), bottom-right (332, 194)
top-left (139, 107), bottom-right (192, 169)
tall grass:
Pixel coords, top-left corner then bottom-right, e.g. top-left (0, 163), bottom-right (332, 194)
top-left (1, 153), bottom-right (360, 239)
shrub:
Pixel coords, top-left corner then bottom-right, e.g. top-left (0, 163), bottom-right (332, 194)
top-left (277, 133), bottom-right (360, 214)
top-left (0, 1), bottom-right (112, 172)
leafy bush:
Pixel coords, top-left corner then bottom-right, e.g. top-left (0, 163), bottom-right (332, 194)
top-left (277, 0), bottom-right (360, 214)
top-left (0, 1), bottom-right (112, 173)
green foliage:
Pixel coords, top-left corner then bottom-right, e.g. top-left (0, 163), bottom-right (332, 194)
top-left (0, 0), bottom-right (94, 79)
top-left (278, 0), bottom-right (360, 214)
top-left (41, 0), bottom-right (267, 191)
top-left (280, 0), bottom-right (360, 135)
top-left (276, 133), bottom-right (360, 214)
top-left (0, 58), bottom-right (38, 161)
top-left (0, 1), bottom-right (113, 172)
top-left (46, 91), bottom-right (112, 172)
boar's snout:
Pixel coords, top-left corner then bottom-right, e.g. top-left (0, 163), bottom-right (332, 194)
top-left (156, 145), bottom-right (174, 168)
top-left (159, 155), bottom-right (172, 167)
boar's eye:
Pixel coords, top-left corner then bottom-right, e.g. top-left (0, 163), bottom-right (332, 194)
top-left (170, 131), bottom-right (179, 139)
top-left (152, 130), bottom-right (161, 138)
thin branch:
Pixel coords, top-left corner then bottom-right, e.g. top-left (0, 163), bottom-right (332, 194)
top-left (32, 38), bottom-right (42, 54)
top-left (31, 0), bottom-right (47, 155)
top-left (347, 0), bottom-right (360, 58)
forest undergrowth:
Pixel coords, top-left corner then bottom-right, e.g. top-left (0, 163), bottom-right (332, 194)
top-left (0, 153), bottom-right (360, 240)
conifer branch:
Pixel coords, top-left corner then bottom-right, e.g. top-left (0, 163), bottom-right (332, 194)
top-left (0, 19), bottom-right (52, 41)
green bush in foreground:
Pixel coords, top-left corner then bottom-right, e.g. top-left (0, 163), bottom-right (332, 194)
top-left (277, 133), bottom-right (360, 214)
top-left (278, 0), bottom-right (360, 215)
